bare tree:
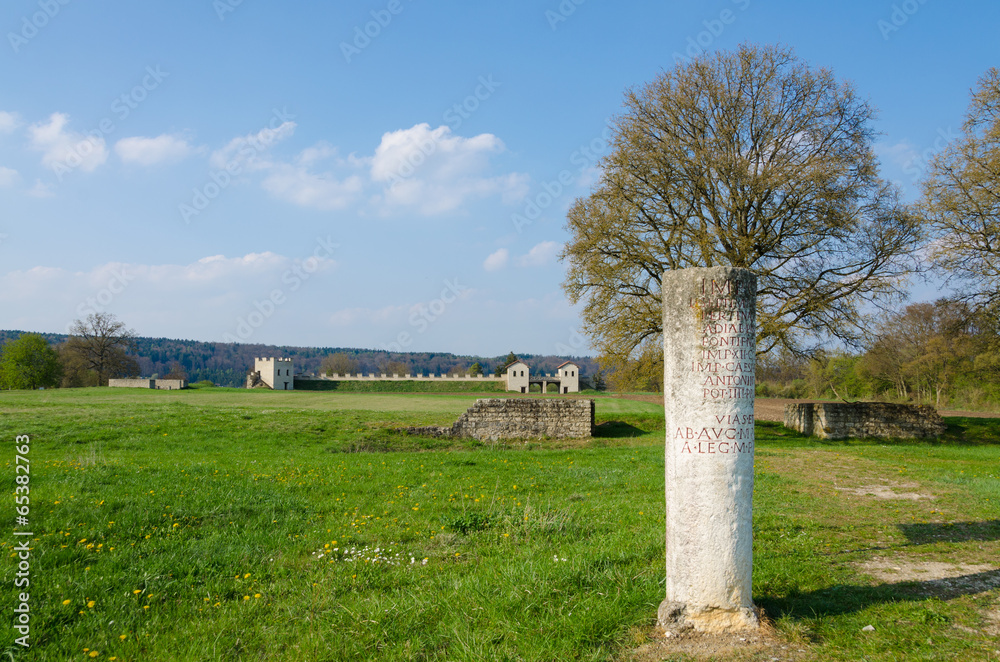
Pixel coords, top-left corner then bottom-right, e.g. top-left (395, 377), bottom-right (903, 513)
top-left (562, 44), bottom-right (924, 376)
top-left (322, 352), bottom-right (359, 376)
top-left (64, 313), bottom-right (139, 385)
top-left (922, 67), bottom-right (1000, 313)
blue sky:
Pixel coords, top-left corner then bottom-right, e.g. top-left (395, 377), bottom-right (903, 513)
top-left (1, 0), bottom-right (997, 356)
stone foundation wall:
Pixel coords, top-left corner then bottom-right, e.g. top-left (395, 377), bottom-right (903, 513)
top-left (154, 379), bottom-right (187, 390)
top-left (406, 398), bottom-right (595, 441)
top-left (108, 378), bottom-right (187, 390)
top-left (109, 379), bottom-right (154, 389)
top-left (784, 402), bottom-right (946, 440)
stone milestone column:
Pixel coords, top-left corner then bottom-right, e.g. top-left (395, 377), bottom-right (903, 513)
top-left (659, 266), bottom-right (758, 633)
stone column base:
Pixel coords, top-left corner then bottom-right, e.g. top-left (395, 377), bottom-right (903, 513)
top-left (657, 600), bottom-right (759, 634)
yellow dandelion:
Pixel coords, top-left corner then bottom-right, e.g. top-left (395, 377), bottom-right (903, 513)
top-left (119, 635), bottom-right (127, 640)
top-left (89, 652), bottom-right (99, 658)
top-left (62, 599), bottom-right (71, 605)
top-left (87, 600), bottom-right (95, 608)
top-left (254, 593), bottom-right (261, 598)
top-left (133, 589), bottom-right (142, 594)
top-left (244, 573), bottom-right (250, 578)
top-left (143, 605), bottom-right (149, 610)
top-left (243, 595), bottom-right (250, 601)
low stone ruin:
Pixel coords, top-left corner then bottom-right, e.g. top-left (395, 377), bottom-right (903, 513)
top-left (784, 402), bottom-right (947, 440)
top-left (405, 398), bottom-right (594, 441)
top-left (108, 378), bottom-right (187, 390)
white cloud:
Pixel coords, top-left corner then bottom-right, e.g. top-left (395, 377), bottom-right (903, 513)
top-left (210, 121), bottom-right (296, 171)
top-left (261, 163), bottom-right (364, 210)
top-left (517, 241), bottom-right (561, 267)
top-left (26, 179), bottom-right (54, 198)
top-left (196, 123), bottom-right (527, 216)
top-left (483, 248), bottom-right (509, 272)
top-left (28, 112), bottom-right (108, 174)
top-left (0, 111), bottom-right (20, 134)
top-left (116, 134), bottom-right (195, 166)
top-left (0, 167), bottom-right (19, 187)
top-left (0, 251), bottom-right (339, 336)
top-left (370, 123), bottom-right (528, 215)
top-left (297, 142), bottom-right (339, 166)
top-left (875, 139), bottom-right (920, 171)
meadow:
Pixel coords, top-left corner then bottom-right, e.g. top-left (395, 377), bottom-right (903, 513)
top-left (0, 388), bottom-right (997, 661)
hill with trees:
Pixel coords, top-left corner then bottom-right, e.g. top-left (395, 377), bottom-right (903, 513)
top-left (0, 329), bottom-right (597, 388)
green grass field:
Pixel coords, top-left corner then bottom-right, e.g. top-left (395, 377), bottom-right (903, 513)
top-left (1, 389), bottom-right (997, 661)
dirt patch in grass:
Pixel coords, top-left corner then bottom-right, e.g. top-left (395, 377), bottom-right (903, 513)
top-left (857, 558), bottom-right (1000, 599)
top-left (626, 620), bottom-right (812, 662)
top-left (859, 558), bottom-right (996, 584)
top-left (834, 483), bottom-right (936, 501)
top-left (986, 608), bottom-right (1000, 636)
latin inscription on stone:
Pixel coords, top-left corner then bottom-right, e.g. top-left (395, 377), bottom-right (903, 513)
top-left (681, 278), bottom-right (755, 453)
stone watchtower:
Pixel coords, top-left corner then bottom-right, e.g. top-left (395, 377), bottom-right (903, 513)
top-left (505, 361), bottom-right (530, 393)
top-left (249, 357), bottom-right (294, 390)
top-left (555, 361), bottom-right (580, 394)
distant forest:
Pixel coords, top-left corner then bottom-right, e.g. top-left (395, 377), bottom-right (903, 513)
top-left (0, 330), bottom-right (597, 388)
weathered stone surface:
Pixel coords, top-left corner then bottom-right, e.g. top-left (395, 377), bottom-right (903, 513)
top-left (405, 398), bottom-right (594, 441)
top-left (660, 266), bottom-right (758, 632)
top-left (108, 378), bottom-right (187, 390)
top-left (784, 402), bottom-right (946, 440)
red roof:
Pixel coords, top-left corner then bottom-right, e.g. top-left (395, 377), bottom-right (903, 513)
top-left (555, 361), bottom-right (579, 369)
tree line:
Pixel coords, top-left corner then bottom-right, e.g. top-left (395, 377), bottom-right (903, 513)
top-left (0, 314), bottom-right (596, 389)
top-left (758, 299), bottom-right (1000, 409)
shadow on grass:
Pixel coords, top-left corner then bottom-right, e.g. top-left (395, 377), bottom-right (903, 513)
top-left (593, 421), bottom-right (647, 438)
top-left (758, 569), bottom-right (1000, 621)
top-left (899, 520), bottom-right (1000, 544)
top-left (755, 417), bottom-right (1000, 447)
top-left (938, 416), bottom-right (1000, 445)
